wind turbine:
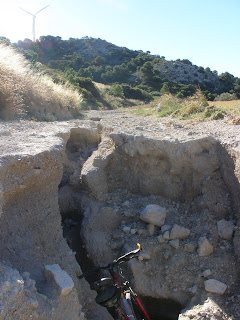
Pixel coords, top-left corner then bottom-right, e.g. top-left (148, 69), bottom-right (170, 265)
top-left (19, 5), bottom-right (50, 42)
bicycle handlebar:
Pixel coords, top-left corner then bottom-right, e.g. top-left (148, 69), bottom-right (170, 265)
top-left (77, 244), bottom-right (142, 279)
top-left (112, 244), bottom-right (142, 265)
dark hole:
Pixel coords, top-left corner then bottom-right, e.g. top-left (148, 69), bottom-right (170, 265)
top-left (61, 210), bottom-right (100, 283)
top-left (139, 296), bottom-right (182, 320)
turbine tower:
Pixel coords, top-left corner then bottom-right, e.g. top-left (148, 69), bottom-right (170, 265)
top-left (19, 5), bottom-right (50, 42)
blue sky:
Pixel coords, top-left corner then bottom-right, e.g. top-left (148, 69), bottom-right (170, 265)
top-left (1, 0), bottom-right (240, 77)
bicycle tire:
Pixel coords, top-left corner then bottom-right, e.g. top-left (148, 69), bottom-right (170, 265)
top-left (121, 294), bottom-right (137, 320)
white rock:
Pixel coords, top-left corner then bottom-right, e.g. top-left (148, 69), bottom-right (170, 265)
top-left (188, 285), bottom-right (197, 294)
top-left (122, 200), bottom-right (130, 207)
top-left (123, 226), bottom-right (131, 232)
top-left (148, 224), bottom-right (155, 236)
top-left (44, 264), bottom-right (74, 296)
top-left (130, 228), bottom-right (137, 235)
top-left (204, 279), bottom-right (227, 295)
top-left (169, 224), bottom-right (190, 239)
top-left (217, 220), bottom-right (234, 240)
top-left (140, 204), bottom-right (166, 227)
top-left (157, 235), bottom-right (165, 244)
top-left (163, 231), bottom-right (170, 240)
top-left (202, 269), bottom-right (212, 278)
top-left (169, 239), bottom-right (180, 249)
top-left (161, 224), bottom-right (171, 232)
top-left (198, 237), bottom-right (213, 256)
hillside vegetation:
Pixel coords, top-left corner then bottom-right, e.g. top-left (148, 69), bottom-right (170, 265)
top-left (12, 36), bottom-right (240, 102)
top-left (0, 43), bottom-right (83, 120)
top-left (1, 35), bottom-right (240, 121)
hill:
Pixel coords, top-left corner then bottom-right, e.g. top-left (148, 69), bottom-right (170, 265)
top-left (12, 36), bottom-right (240, 102)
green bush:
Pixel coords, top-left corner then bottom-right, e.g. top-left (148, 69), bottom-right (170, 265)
top-left (214, 92), bottom-right (238, 101)
top-left (75, 77), bottom-right (100, 99)
top-left (121, 84), bottom-right (152, 101)
top-left (109, 84), bottom-right (124, 98)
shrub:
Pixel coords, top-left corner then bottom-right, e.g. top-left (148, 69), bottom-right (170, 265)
top-left (109, 84), bottom-right (125, 98)
top-left (75, 77), bottom-right (100, 99)
top-left (178, 89), bottom-right (208, 117)
top-left (156, 94), bottom-right (184, 117)
top-left (214, 92), bottom-right (238, 101)
top-left (121, 84), bottom-right (152, 101)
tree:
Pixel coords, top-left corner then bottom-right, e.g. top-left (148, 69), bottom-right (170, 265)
top-left (219, 72), bottom-right (235, 92)
top-left (160, 83), bottom-right (170, 95)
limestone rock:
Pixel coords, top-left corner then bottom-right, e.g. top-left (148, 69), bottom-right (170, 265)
top-left (44, 264), bottom-right (74, 296)
top-left (169, 224), bottom-right (190, 240)
top-left (204, 279), bottom-right (227, 294)
top-left (148, 223), bottom-right (155, 236)
top-left (188, 285), bottom-right (197, 294)
top-left (157, 235), bottom-right (165, 244)
top-left (161, 224), bottom-right (171, 232)
top-left (163, 230), bottom-right (170, 240)
top-left (202, 269), bottom-right (212, 278)
top-left (184, 243), bottom-right (196, 253)
top-left (198, 237), bottom-right (213, 256)
top-left (217, 219), bottom-right (234, 240)
top-left (140, 204), bottom-right (166, 227)
top-left (169, 239), bottom-right (180, 249)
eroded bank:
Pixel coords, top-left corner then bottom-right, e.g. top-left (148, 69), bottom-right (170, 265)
top-left (0, 113), bottom-right (240, 319)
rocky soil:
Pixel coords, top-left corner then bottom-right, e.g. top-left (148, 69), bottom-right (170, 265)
top-left (0, 110), bottom-right (240, 319)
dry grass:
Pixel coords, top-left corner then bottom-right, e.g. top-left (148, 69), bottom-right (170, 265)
top-left (0, 44), bottom-right (83, 120)
top-left (131, 91), bottom-right (240, 122)
top-left (208, 100), bottom-right (240, 114)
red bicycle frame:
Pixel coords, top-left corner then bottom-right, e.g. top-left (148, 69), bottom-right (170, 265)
top-left (112, 273), bottom-right (151, 320)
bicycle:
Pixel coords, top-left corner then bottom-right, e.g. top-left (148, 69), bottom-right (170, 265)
top-left (77, 244), bottom-right (151, 320)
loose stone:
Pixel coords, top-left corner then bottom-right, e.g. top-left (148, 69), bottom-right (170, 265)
top-left (161, 224), bottom-right (171, 233)
top-left (198, 237), bottom-right (213, 256)
top-left (204, 279), bottom-right (227, 295)
top-left (169, 224), bottom-right (190, 240)
top-left (43, 264), bottom-right (74, 296)
top-left (163, 231), bottom-right (170, 240)
top-left (169, 239), bottom-right (180, 249)
top-left (148, 224), bottom-right (155, 236)
top-left (131, 228), bottom-right (137, 235)
top-left (217, 219), bottom-right (234, 240)
top-left (123, 226), bottom-right (131, 232)
top-left (157, 235), bottom-right (165, 244)
top-left (202, 269), bottom-right (212, 278)
top-left (184, 243), bottom-right (196, 253)
top-left (140, 204), bottom-right (166, 227)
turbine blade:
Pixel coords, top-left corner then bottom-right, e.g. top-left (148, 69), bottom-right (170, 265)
top-left (19, 7), bottom-right (34, 16)
top-left (35, 5), bottom-right (50, 15)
